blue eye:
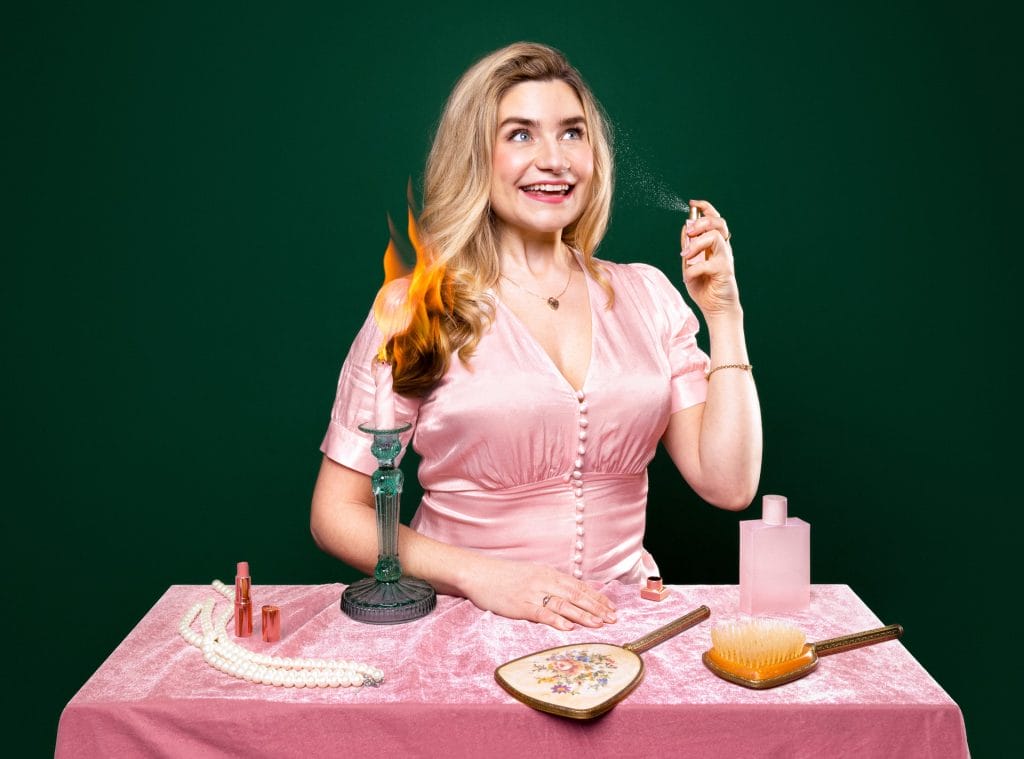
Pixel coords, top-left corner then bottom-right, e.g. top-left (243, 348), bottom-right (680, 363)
top-left (510, 129), bottom-right (531, 142)
top-left (563, 127), bottom-right (583, 140)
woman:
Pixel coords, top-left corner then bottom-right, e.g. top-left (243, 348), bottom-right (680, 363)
top-left (311, 42), bottom-right (761, 631)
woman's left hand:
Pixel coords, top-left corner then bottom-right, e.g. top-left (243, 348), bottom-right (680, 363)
top-left (680, 199), bottom-right (741, 319)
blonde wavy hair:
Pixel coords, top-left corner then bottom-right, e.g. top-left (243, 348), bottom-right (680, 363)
top-left (391, 42), bottom-right (615, 396)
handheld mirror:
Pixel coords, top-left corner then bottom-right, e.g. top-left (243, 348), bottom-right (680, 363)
top-left (495, 605), bottom-right (710, 719)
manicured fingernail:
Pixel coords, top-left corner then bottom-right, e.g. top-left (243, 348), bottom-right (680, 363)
top-left (605, 612), bottom-right (617, 623)
top-left (685, 220), bottom-right (695, 229)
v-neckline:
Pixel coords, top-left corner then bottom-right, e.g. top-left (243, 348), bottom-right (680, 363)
top-left (494, 253), bottom-right (596, 394)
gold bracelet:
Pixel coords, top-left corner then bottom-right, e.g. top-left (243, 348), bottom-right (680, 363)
top-left (706, 363), bottom-right (753, 380)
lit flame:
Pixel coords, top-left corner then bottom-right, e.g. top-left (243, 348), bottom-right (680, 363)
top-left (372, 185), bottom-right (447, 369)
top-left (381, 236), bottom-right (410, 285)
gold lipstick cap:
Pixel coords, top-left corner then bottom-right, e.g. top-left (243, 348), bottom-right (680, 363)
top-left (262, 605), bottom-right (281, 642)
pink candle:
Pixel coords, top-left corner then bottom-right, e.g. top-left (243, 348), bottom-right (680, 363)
top-left (373, 358), bottom-right (396, 429)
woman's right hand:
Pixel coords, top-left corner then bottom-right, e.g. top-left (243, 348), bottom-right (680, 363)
top-left (457, 555), bottom-right (618, 631)
top-left (680, 199), bottom-right (741, 320)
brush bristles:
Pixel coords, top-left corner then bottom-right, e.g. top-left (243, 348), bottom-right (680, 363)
top-left (710, 620), bottom-right (807, 669)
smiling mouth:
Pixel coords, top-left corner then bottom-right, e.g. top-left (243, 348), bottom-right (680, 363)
top-left (520, 183), bottom-right (573, 196)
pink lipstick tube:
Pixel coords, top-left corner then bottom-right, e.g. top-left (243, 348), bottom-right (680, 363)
top-left (235, 561), bottom-right (253, 637)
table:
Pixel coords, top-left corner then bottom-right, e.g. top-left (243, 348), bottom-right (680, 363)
top-left (56, 583), bottom-right (969, 758)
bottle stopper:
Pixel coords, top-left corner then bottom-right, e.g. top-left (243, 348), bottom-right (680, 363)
top-left (763, 495), bottom-right (788, 526)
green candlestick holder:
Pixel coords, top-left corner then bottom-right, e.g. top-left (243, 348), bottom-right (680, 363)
top-left (340, 423), bottom-right (436, 624)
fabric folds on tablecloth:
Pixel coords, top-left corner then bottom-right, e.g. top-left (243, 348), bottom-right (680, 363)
top-left (56, 583), bottom-right (970, 758)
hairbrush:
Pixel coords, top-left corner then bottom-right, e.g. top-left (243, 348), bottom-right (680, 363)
top-left (703, 618), bottom-right (904, 689)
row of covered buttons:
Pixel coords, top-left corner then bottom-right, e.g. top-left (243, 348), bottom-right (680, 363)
top-left (570, 389), bottom-right (588, 578)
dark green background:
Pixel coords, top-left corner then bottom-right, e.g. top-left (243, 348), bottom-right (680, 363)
top-left (5, 1), bottom-right (1015, 755)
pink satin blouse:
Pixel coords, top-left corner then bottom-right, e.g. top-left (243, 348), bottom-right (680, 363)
top-left (321, 260), bottom-right (709, 584)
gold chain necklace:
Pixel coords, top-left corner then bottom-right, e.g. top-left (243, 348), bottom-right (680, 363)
top-left (499, 268), bottom-right (573, 310)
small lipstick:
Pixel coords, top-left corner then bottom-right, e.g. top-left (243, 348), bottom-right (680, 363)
top-left (262, 605), bottom-right (281, 643)
top-left (235, 561), bottom-right (253, 637)
top-left (640, 575), bottom-right (670, 602)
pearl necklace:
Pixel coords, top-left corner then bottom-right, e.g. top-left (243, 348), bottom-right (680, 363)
top-left (178, 580), bottom-right (384, 688)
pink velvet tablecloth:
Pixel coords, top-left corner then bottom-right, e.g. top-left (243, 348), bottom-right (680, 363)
top-left (55, 583), bottom-right (968, 758)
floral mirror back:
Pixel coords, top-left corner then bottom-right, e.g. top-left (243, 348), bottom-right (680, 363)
top-left (495, 642), bottom-right (644, 719)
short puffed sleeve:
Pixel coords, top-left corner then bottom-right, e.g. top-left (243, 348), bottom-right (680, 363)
top-left (630, 262), bottom-right (710, 413)
top-left (319, 310), bottom-right (422, 475)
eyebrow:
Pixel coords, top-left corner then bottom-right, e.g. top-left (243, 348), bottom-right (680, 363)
top-left (498, 116), bottom-right (586, 130)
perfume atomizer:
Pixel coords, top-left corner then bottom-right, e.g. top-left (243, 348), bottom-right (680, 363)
top-left (682, 205), bottom-right (712, 268)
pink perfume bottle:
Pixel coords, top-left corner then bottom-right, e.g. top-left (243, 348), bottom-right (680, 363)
top-left (739, 495), bottom-right (810, 614)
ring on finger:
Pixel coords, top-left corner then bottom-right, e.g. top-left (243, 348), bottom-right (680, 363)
top-left (542, 594), bottom-right (553, 607)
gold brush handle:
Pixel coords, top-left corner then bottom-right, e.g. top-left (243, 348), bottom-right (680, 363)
top-left (623, 605), bottom-right (711, 655)
top-left (813, 623), bottom-right (904, 657)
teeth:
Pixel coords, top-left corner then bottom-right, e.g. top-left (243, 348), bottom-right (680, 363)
top-left (522, 184), bottom-right (570, 192)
